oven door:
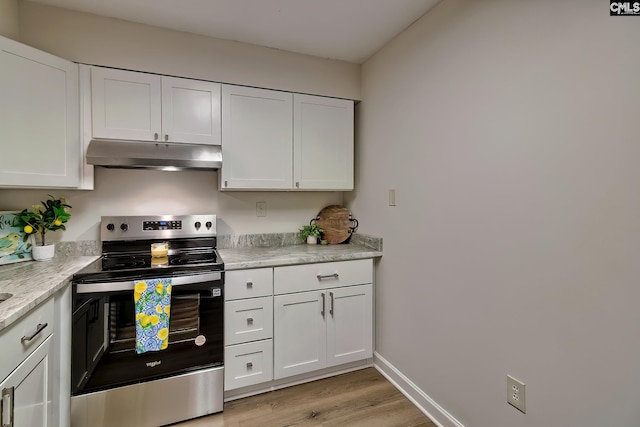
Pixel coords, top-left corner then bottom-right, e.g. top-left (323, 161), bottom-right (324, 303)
top-left (71, 272), bottom-right (223, 396)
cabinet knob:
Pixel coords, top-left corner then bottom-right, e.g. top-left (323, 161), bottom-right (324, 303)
top-left (246, 362), bottom-right (253, 369)
top-left (154, 132), bottom-right (159, 140)
top-left (224, 180), bottom-right (228, 188)
top-left (246, 281), bottom-right (253, 288)
top-left (247, 317), bottom-right (253, 325)
top-left (296, 182), bottom-right (300, 188)
top-left (165, 134), bottom-right (169, 142)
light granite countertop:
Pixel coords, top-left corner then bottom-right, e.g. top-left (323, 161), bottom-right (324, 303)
top-left (219, 243), bottom-right (382, 270)
top-left (0, 256), bottom-right (98, 332)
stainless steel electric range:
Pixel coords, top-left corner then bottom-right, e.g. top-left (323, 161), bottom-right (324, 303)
top-left (70, 215), bottom-right (224, 427)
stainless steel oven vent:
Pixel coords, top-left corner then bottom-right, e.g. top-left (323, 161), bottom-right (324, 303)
top-left (86, 139), bottom-right (222, 170)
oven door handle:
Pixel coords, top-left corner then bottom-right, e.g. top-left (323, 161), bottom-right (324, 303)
top-left (74, 272), bottom-right (222, 294)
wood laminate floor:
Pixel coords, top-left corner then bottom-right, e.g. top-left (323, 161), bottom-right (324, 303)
top-left (173, 368), bottom-right (437, 427)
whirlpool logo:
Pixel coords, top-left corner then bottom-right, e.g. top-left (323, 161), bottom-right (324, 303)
top-left (146, 360), bottom-right (162, 368)
top-left (610, 1), bottom-right (640, 15)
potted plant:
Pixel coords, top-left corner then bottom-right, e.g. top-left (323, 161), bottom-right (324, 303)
top-left (15, 195), bottom-right (72, 261)
top-left (299, 224), bottom-right (323, 245)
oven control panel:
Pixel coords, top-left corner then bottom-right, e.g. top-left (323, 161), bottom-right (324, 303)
top-left (143, 220), bottom-right (182, 231)
top-left (101, 215), bottom-right (217, 241)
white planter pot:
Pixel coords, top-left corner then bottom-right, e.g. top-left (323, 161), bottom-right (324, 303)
top-left (32, 244), bottom-right (55, 261)
top-left (306, 236), bottom-right (318, 245)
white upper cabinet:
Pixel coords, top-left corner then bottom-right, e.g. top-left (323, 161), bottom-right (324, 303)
top-left (91, 67), bottom-right (161, 141)
top-left (220, 85), bottom-right (293, 190)
top-left (294, 94), bottom-right (354, 190)
top-left (0, 36), bottom-right (80, 188)
top-left (162, 76), bottom-right (221, 145)
top-left (91, 67), bottom-right (221, 145)
top-left (220, 85), bottom-right (354, 191)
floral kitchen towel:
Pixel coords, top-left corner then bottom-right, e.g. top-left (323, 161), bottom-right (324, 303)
top-left (134, 278), bottom-right (172, 354)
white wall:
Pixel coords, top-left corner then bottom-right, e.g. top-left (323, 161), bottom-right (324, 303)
top-left (349, 1), bottom-right (640, 426)
top-left (0, 0), bottom-right (18, 39)
top-left (0, 1), bottom-right (353, 242)
top-left (0, 168), bottom-right (342, 242)
top-left (17, 1), bottom-right (361, 100)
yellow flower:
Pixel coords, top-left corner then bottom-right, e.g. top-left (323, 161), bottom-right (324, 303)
top-left (134, 281), bottom-right (147, 294)
top-left (149, 314), bottom-right (159, 326)
top-left (54, 219), bottom-right (62, 226)
top-left (160, 340), bottom-right (168, 350)
top-left (164, 306), bottom-right (171, 315)
top-left (166, 285), bottom-right (172, 295)
top-left (135, 313), bottom-right (145, 321)
top-left (156, 304), bottom-right (163, 314)
top-left (155, 282), bottom-right (164, 294)
top-left (134, 293), bottom-right (141, 303)
top-left (23, 225), bottom-right (33, 234)
top-left (157, 328), bottom-right (169, 340)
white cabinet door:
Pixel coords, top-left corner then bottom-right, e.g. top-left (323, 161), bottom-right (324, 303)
top-left (326, 284), bottom-right (373, 367)
top-left (0, 336), bottom-right (53, 427)
top-left (0, 36), bottom-right (80, 188)
top-left (161, 77), bottom-right (221, 145)
top-left (91, 67), bottom-right (162, 141)
top-left (273, 291), bottom-right (326, 379)
top-left (293, 94), bottom-right (354, 190)
top-left (220, 85), bottom-right (293, 190)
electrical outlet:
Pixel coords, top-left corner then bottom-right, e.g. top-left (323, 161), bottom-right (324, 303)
top-left (507, 375), bottom-right (526, 413)
top-left (256, 201), bottom-right (267, 217)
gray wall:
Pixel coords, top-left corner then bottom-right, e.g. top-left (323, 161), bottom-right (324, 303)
top-left (349, 0), bottom-right (640, 426)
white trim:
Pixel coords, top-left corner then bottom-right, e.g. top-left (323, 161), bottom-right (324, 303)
top-left (374, 352), bottom-right (465, 427)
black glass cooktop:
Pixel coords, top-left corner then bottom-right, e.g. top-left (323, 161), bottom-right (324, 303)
top-left (72, 237), bottom-right (223, 284)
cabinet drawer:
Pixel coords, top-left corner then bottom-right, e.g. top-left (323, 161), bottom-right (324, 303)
top-left (0, 297), bottom-right (54, 382)
top-left (225, 339), bottom-right (273, 391)
top-left (225, 268), bottom-right (273, 301)
top-left (274, 259), bottom-right (372, 295)
top-left (225, 296), bottom-right (273, 345)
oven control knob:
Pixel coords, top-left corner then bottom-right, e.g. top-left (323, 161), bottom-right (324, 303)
top-left (205, 221), bottom-right (212, 229)
top-left (106, 223), bottom-right (115, 232)
top-left (120, 223), bottom-right (128, 232)
top-left (194, 221), bottom-right (201, 230)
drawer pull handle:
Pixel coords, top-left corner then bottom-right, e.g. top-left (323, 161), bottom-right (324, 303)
top-left (330, 291), bottom-right (334, 316)
top-left (2, 386), bottom-right (14, 427)
top-left (246, 281), bottom-right (253, 288)
top-left (317, 273), bottom-right (339, 280)
top-left (246, 362), bottom-right (253, 369)
top-left (247, 317), bottom-right (254, 325)
top-left (21, 323), bottom-right (47, 343)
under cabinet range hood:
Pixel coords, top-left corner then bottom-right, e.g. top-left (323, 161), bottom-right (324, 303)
top-left (86, 139), bottom-right (223, 170)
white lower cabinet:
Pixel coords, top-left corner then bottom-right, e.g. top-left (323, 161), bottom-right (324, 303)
top-left (0, 336), bottom-right (53, 427)
top-left (273, 283), bottom-right (372, 379)
top-left (225, 339), bottom-right (273, 391)
top-left (0, 298), bottom-right (55, 427)
top-left (273, 259), bottom-right (373, 380)
top-left (224, 259), bottom-right (374, 393)
top-left (224, 268), bottom-right (274, 392)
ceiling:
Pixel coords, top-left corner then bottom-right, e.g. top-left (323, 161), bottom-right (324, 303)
top-left (28, 0), bottom-right (440, 63)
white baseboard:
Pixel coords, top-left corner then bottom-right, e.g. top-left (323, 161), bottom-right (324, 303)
top-left (374, 352), bottom-right (465, 427)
